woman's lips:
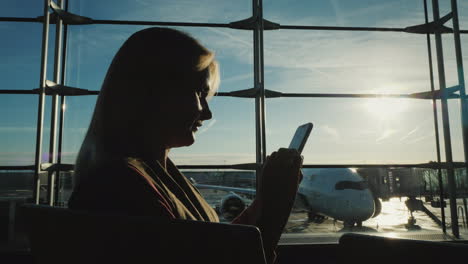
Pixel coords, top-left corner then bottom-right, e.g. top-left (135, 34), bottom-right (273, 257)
top-left (191, 121), bottom-right (203, 131)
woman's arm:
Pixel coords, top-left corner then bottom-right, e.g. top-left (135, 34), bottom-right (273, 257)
top-left (231, 198), bottom-right (261, 226)
top-left (231, 148), bottom-right (303, 264)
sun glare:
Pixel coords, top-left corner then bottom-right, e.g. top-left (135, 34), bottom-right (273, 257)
top-left (364, 98), bottom-right (409, 120)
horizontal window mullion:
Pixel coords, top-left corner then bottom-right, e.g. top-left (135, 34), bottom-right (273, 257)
top-left (2, 162), bottom-right (465, 172)
top-left (2, 17), bottom-right (466, 34)
top-left (0, 90), bottom-right (38, 95)
top-left (278, 93), bottom-right (460, 100)
top-left (0, 17), bottom-right (38, 22)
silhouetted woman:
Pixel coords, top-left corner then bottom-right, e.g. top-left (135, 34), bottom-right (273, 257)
top-left (69, 27), bottom-right (303, 263)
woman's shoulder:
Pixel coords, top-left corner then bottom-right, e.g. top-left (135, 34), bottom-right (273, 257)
top-left (92, 156), bottom-right (147, 172)
top-left (76, 156), bottom-right (150, 185)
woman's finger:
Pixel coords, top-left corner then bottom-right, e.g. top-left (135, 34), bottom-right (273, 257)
top-left (278, 147), bottom-right (300, 156)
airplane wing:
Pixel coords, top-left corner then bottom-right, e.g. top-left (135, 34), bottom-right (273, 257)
top-left (194, 184), bottom-right (256, 196)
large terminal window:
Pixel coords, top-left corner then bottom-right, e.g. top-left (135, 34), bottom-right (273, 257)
top-left (1, 0), bottom-right (468, 249)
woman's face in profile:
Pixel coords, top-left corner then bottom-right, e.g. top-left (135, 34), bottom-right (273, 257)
top-left (147, 70), bottom-right (213, 149)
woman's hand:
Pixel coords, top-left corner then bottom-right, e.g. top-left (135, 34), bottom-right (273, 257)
top-left (257, 148), bottom-right (303, 213)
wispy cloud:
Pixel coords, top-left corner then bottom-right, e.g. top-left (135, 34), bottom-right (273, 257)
top-left (407, 133), bottom-right (434, 144)
top-left (339, 0), bottom-right (419, 26)
top-left (199, 119), bottom-right (217, 134)
top-left (221, 72), bottom-right (254, 84)
top-left (330, 0), bottom-right (345, 26)
top-left (376, 129), bottom-right (398, 142)
top-left (206, 28), bottom-right (251, 48)
top-left (399, 126), bottom-right (419, 141)
top-left (116, 0), bottom-right (248, 24)
top-left (321, 125), bottom-right (340, 140)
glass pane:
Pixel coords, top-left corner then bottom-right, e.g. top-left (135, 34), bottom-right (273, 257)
top-left (0, 169), bottom-right (34, 198)
top-left (465, 35), bottom-right (468, 88)
top-left (441, 36), bottom-right (465, 88)
top-left (182, 169), bottom-right (256, 222)
top-left (0, 23), bottom-right (42, 90)
top-left (264, 31), bottom-right (431, 94)
top-left (0, 1), bottom-right (42, 17)
top-left (447, 100), bottom-right (464, 162)
top-left (61, 96), bottom-right (97, 164)
top-left (264, 0), bottom-right (424, 28)
top-left (69, 0), bottom-right (251, 23)
top-left (432, 100), bottom-right (464, 164)
top-left (0, 95), bottom-right (38, 166)
top-left (444, 192), bottom-right (468, 235)
top-left (266, 98), bottom-right (438, 164)
top-left (455, 167), bottom-right (468, 196)
top-left (0, 168), bottom-right (33, 247)
top-left (460, 2), bottom-right (468, 29)
top-left (56, 170), bottom-right (75, 207)
top-left (0, 94), bottom-right (40, 248)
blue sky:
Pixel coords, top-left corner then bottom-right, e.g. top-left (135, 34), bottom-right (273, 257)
top-left (1, 0), bottom-right (468, 166)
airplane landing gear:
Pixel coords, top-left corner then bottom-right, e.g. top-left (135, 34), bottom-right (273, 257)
top-left (405, 214), bottom-right (421, 230)
top-left (405, 197), bottom-right (422, 230)
top-left (344, 221), bottom-right (354, 228)
top-left (343, 221), bottom-right (362, 228)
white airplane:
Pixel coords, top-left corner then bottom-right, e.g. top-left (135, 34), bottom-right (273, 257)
top-left (194, 168), bottom-right (382, 227)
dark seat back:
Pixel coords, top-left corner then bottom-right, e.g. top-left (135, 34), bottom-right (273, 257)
top-left (20, 204), bottom-right (266, 264)
top-left (339, 233), bottom-right (468, 264)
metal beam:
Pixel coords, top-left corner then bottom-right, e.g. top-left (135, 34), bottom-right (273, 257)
top-left (4, 161), bottom-right (465, 172)
top-left (33, 0), bottom-right (51, 204)
top-left (423, 0), bottom-right (446, 234)
top-left (451, 0), bottom-right (468, 190)
top-left (46, 0), bottom-right (65, 206)
top-left (431, 0), bottom-right (459, 238)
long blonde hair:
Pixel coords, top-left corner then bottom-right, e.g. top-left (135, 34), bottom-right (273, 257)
top-left (74, 27), bottom-right (219, 184)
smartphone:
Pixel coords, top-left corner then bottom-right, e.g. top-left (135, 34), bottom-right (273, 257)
top-left (288, 122), bottom-right (313, 154)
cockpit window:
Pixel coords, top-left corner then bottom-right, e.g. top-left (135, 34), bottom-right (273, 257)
top-left (335, 181), bottom-right (369, 191)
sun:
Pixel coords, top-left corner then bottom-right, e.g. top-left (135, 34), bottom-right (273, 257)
top-left (364, 98), bottom-right (409, 120)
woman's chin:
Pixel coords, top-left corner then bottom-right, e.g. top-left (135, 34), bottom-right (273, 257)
top-left (185, 134), bottom-right (196, 146)
top-left (165, 130), bottom-right (197, 148)
top-left (174, 134), bottom-right (196, 148)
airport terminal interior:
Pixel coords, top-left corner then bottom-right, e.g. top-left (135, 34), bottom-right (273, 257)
top-left (1, 0), bottom-right (468, 263)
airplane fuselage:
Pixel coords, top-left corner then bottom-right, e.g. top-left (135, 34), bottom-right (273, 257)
top-left (194, 168), bottom-right (377, 224)
top-left (297, 168), bottom-right (375, 223)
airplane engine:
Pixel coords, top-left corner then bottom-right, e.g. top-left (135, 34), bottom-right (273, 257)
top-left (219, 193), bottom-right (246, 221)
top-left (372, 196), bottom-right (382, 218)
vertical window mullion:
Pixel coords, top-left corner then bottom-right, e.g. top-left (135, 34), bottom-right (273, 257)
top-left (33, 0), bottom-right (52, 204)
